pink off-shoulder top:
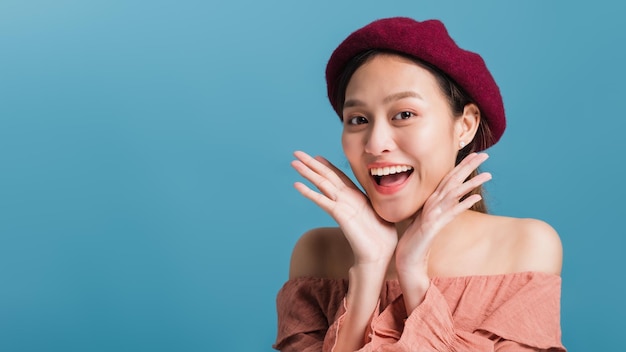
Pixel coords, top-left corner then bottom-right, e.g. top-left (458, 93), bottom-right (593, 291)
top-left (274, 271), bottom-right (566, 351)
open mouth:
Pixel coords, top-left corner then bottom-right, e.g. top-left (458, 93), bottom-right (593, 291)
top-left (370, 165), bottom-right (414, 186)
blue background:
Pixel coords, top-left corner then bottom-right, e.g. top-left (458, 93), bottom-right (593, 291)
top-left (1, 1), bottom-right (623, 351)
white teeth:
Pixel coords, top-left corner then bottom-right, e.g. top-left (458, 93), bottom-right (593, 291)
top-left (370, 165), bottom-right (413, 176)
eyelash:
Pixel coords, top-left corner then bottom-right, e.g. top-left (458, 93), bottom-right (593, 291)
top-left (346, 116), bottom-right (368, 125)
top-left (345, 111), bottom-right (416, 125)
top-left (392, 111), bottom-right (415, 120)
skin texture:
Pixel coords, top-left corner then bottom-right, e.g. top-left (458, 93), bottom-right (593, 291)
top-left (290, 54), bottom-right (563, 351)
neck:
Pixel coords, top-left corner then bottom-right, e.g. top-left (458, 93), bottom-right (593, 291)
top-left (394, 211), bottom-right (420, 238)
top-left (394, 209), bottom-right (476, 239)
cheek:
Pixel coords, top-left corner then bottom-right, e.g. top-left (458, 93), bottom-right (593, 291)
top-left (397, 128), bottom-right (433, 158)
top-left (399, 126), bottom-right (457, 189)
top-left (341, 133), bottom-right (360, 161)
top-left (403, 119), bottom-right (457, 157)
top-left (342, 133), bottom-right (370, 183)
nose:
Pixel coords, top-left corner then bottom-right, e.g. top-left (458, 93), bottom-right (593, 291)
top-left (364, 120), bottom-right (395, 155)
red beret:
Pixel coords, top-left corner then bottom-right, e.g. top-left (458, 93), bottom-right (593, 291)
top-left (325, 17), bottom-right (506, 149)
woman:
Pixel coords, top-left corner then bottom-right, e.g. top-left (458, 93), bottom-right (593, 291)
top-left (274, 17), bottom-right (565, 351)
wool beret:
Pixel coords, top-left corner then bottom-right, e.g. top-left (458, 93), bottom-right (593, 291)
top-left (325, 17), bottom-right (506, 149)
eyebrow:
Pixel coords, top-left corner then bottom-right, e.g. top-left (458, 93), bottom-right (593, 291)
top-left (343, 91), bottom-right (423, 110)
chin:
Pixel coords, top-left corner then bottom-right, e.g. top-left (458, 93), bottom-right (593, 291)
top-left (372, 201), bottom-right (421, 224)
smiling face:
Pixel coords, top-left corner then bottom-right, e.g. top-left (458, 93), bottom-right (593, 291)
top-left (341, 54), bottom-right (468, 223)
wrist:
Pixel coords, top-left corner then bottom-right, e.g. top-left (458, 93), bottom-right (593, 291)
top-left (352, 244), bottom-right (395, 269)
top-left (337, 259), bottom-right (390, 351)
top-left (349, 259), bottom-right (390, 280)
top-left (397, 267), bottom-right (431, 313)
top-left (395, 254), bottom-right (427, 275)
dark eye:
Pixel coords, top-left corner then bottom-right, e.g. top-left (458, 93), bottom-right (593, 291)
top-left (392, 111), bottom-right (415, 120)
top-left (347, 116), bottom-right (368, 125)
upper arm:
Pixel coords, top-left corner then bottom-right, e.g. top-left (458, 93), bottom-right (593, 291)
top-left (289, 227), bottom-right (352, 280)
top-left (289, 228), bottom-right (325, 279)
top-left (513, 219), bottom-right (563, 275)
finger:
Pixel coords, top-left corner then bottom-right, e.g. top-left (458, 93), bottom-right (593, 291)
top-left (433, 193), bottom-right (484, 225)
top-left (452, 193), bottom-right (483, 216)
top-left (425, 171), bottom-right (491, 218)
top-left (436, 153), bottom-right (477, 189)
top-left (294, 151), bottom-right (346, 189)
top-left (293, 181), bottom-right (336, 213)
top-left (291, 160), bottom-right (338, 200)
top-left (451, 153), bottom-right (488, 182)
top-left (439, 153), bottom-right (489, 189)
top-left (447, 171), bottom-right (492, 200)
top-left (314, 156), bottom-right (360, 190)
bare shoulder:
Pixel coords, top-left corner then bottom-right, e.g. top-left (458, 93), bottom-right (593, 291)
top-left (288, 227), bottom-right (353, 280)
top-left (494, 216), bottom-right (563, 275)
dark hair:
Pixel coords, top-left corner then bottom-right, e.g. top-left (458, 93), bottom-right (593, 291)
top-left (334, 49), bottom-right (494, 213)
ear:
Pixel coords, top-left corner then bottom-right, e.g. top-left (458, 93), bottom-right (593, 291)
top-left (455, 103), bottom-right (481, 149)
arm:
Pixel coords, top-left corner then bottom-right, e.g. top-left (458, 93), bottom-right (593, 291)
top-left (274, 268), bottom-right (390, 352)
top-left (396, 153), bottom-right (492, 313)
top-left (283, 228), bottom-right (391, 352)
top-left (290, 151), bottom-right (397, 351)
top-left (333, 262), bottom-right (389, 351)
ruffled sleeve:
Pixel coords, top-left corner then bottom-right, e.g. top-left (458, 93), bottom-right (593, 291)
top-left (370, 272), bottom-right (566, 351)
top-left (474, 272), bottom-right (566, 351)
top-left (273, 277), bottom-right (348, 352)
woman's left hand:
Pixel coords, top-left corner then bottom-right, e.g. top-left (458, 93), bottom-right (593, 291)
top-left (395, 153), bottom-right (492, 310)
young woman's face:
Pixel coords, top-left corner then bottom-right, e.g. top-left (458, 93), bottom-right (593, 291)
top-left (341, 54), bottom-right (462, 223)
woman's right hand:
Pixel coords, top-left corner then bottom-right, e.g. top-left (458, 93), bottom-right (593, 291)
top-left (292, 150), bottom-right (397, 266)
